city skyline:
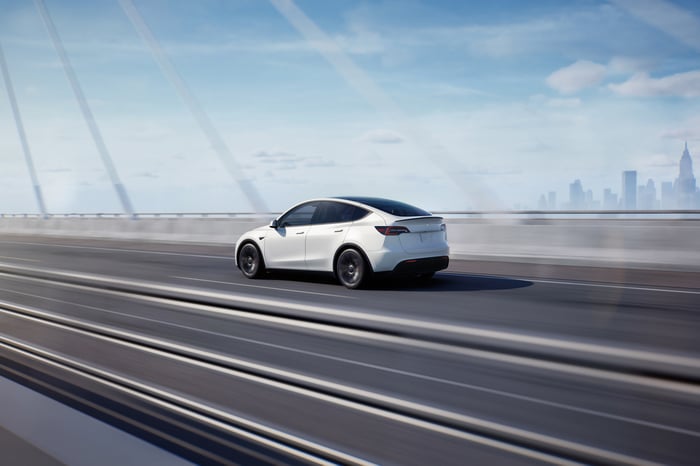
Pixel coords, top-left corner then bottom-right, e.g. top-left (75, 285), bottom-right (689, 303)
top-left (540, 142), bottom-right (699, 210)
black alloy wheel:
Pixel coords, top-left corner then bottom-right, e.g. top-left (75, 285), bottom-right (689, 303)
top-left (238, 243), bottom-right (264, 278)
top-left (336, 248), bottom-right (368, 289)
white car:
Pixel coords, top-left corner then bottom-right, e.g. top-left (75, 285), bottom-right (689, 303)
top-left (235, 197), bottom-right (449, 288)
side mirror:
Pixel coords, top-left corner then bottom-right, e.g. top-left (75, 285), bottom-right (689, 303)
top-left (269, 219), bottom-right (279, 229)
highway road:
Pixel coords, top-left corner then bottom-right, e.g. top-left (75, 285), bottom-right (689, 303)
top-left (1, 234), bottom-right (699, 464)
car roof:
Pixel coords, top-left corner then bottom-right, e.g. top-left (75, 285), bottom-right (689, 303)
top-left (333, 197), bottom-right (432, 217)
top-left (279, 197), bottom-right (434, 219)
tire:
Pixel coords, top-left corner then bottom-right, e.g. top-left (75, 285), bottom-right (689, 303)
top-left (336, 248), bottom-right (369, 289)
top-left (417, 272), bottom-right (435, 281)
top-left (238, 243), bottom-right (265, 279)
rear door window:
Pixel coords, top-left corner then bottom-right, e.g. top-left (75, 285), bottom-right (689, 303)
top-left (312, 201), bottom-right (369, 224)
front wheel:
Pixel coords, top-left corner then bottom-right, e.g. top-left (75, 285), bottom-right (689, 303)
top-left (238, 243), bottom-right (265, 279)
top-left (336, 248), bottom-right (369, 289)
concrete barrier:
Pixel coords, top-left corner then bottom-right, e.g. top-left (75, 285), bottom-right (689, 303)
top-left (1, 216), bottom-right (699, 271)
top-left (446, 218), bottom-right (700, 271)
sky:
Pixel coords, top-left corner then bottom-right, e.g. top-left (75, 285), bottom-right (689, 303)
top-left (1, 0), bottom-right (699, 213)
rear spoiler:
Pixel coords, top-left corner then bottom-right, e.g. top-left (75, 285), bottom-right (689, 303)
top-left (395, 216), bottom-right (443, 222)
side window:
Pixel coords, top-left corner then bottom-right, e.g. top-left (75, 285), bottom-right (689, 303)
top-left (348, 205), bottom-right (370, 221)
top-left (312, 202), bottom-right (369, 224)
top-left (279, 202), bottom-right (318, 227)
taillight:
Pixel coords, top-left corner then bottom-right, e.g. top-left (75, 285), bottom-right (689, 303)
top-left (375, 226), bottom-right (410, 236)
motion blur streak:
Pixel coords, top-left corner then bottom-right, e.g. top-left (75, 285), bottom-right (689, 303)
top-left (119, 0), bottom-right (268, 214)
top-left (1, 234), bottom-right (699, 464)
top-left (33, 0), bottom-right (135, 217)
top-left (0, 41), bottom-right (47, 218)
top-left (268, 0), bottom-right (503, 210)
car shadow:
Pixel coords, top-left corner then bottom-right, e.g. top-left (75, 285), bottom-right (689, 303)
top-left (264, 270), bottom-right (533, 292)
top-left (366, 273), bottom-right (533, 292)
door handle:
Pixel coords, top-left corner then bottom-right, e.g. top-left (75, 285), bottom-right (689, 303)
top-left (334, 229), bottom-right (344, 233)
top-left (296, 231), bottom-right (305, 235)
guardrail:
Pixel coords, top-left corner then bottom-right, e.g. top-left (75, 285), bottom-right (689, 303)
top-left (0, 212), bottom-right (277, 219)
top-left (2, 212), bottom-right (700, 270)
top-left (2, 210), bottom-right (700, 219)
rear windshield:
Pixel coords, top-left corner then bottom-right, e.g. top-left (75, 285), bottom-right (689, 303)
top-left (337, 197), bottom-right (430, 217)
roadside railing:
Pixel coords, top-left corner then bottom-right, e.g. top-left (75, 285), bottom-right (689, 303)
top-left (2, 210), bottom-right (700, 219)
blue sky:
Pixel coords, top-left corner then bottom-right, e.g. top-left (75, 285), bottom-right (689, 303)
top-left (1, 0), bottom-right (699, 212)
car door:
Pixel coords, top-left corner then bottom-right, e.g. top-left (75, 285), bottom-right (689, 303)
top-left (264, 201), bottom-right (318, 270)
top-left (305, 201), bottom-right (366, 271)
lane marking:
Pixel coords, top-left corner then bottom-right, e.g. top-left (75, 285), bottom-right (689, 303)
top-left (0, 263), bottom-right (699, 379)
top-left (2, 286), bottom-right (691, 439)
top-left (0, 240), bottom-right (232, 260)
top-left (172, 276), bottom-right (355, 300)
top-left (0, 308), bottom-right (640, 465)
top-left (527, 278), bottom-right (700, 295)
top-left (1, 272), bottom-right (698, 400)
top-left (439, 272), bottom-right (700, 295)
top-left (0, 255), bottom-right (40, 263)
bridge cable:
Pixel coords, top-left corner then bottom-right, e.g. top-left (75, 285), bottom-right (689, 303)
top-left (269, 0), bottom-right (504, 210)
top-left (0, 41), bottom-right (48, 218)
top-left (119, 0), bottom-right (268, 214)
top-left (34, 0), bottom-right (135, 218)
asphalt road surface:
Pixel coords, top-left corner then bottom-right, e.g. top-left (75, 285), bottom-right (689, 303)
top-left (0, 234), bottom-right (699, 465)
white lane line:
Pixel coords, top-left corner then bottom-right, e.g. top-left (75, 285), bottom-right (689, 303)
top-left (1, 273), bottom-right (699, 403)
top-left (2, 287), bottom-right (695, 439)
top-left (0, 307), bottom-right (635, 465)
top-left (440, 272), bottom-right (700, 295)
top-left (172, 276), bottom-right (355, 300)
top-left (20, 286), bottom-right (700, 437)
top-left (0, 255), bottom-right (40, 263)
top-left (528, 278), bottom-right (700, 295)
top-left (1, 262), bottom-right (698, 376)
top-left (0, 240), bottom-right (232, 260)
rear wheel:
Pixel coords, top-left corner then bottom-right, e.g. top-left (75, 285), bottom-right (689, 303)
top-left (336, 248), bottom-right (368, 289)
top-left (238, 243), bottom-right (265, 278)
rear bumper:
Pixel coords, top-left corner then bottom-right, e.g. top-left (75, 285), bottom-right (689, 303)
top-left (392, 256), bottom-right (449, 275)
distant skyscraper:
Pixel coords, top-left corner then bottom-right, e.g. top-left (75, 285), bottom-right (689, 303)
top-left (661, 181), bottom-right (674, 209)
top-left (674, 142), bottom-right (697, 209)
top-left (621, 170), bottom-right (637, 209)
top-left (569, 179), bottom-right (585, 209)
top-left (548, 191), bottom-right (556, 210)
top-left (603, 188), bottom-right (618, 210)
top-left (638, 178), bottom-right (657, 210)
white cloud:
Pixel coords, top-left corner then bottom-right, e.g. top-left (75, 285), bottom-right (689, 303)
top-left (611, 0), bottom-right (700, 52)
top-left (430, 83), bottom-right (491, 97)
top-left (661, 117), bottom-right (700, 141)
top-left (546, 98), bottom-right (582, 108)
top-left (546, 60), bottom-right (606, 94)
top-left (642, 153), bottom-right (677, 168)
top-left (334, 23), bottom-right (386, 56)
top-left (609, 70), bottom-right (700, 97)
top-left (607, 56), bottom-right (652, 75)
top-left (361, 129), bottom-right (404, 144)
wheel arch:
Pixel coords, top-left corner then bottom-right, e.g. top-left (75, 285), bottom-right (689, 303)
top-left (235, 239), bottom-right (264, 269)
top-left (332, 243), bottom-right (374, 276)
